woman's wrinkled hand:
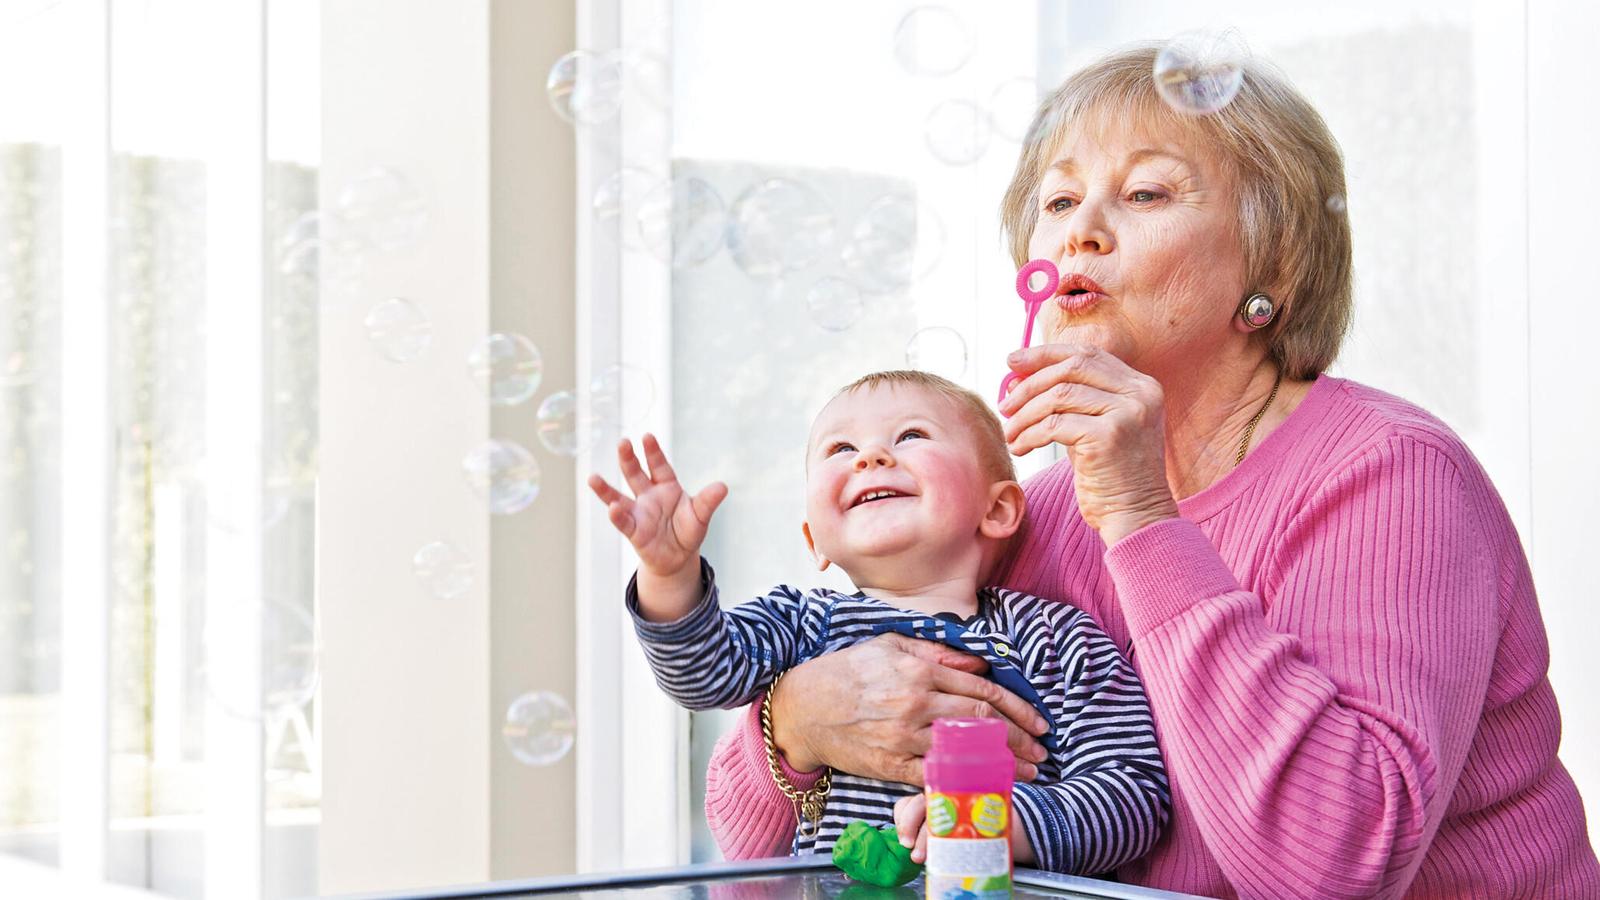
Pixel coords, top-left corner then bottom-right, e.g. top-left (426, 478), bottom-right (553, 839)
top-left (769, 633), bottom-right (1050, 787)
top-left (999, 343), bottom-right (1179, 545)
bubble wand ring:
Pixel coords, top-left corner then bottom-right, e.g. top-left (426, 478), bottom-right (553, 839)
top-left (997, 258), bottom-right (1059, 406)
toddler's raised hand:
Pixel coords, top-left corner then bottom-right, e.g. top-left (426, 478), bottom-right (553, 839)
top-left (587, 433), bottom-right (727, 579)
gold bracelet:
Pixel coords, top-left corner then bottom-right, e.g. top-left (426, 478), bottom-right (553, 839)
top-left (760, 669), bottom-right (831, 837)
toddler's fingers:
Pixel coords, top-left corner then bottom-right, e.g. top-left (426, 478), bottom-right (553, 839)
top-left (617, 439), bottom-right (651, 497)
top-left (587, 473), bottom-right (628, 506)
top-left (893, 793), bottom-right (925, 848)
top-left (912, 823), bottom-right (928, 864)
top-left (690, 481), bottom-right (728, 525)
top-left (641, 433), bottom-right (678, 485)
top-left (605, 501), bottom-right (635, 539)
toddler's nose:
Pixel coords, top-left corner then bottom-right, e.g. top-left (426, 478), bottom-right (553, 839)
top-left (854, 446), bottom-right (896, 470)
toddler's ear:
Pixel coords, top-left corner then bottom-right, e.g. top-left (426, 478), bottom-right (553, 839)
top-left (801, 521), bottom-right (832, 572)
top-left (979, 481), bottom-right (1025, 540)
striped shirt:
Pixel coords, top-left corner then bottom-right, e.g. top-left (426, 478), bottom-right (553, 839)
top-left (626, 560), bottom-right (1170, 874)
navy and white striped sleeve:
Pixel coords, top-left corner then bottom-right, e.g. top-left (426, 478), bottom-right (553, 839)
top-left (1012, 607), bottom-right (1170, 875)
top-left (626, 558), bottom-right (813, 711)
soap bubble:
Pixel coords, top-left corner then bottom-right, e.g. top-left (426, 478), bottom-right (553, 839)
top-left (503, 691), bottom-right (576, 766)
top-left (593, 166), bottom-right (659, 250)
top-left (924, 98), bottom-right (991, 165)
top-left (727, 178), bottom-right (836, 280)
top-left (905, 326), bottom-right (968, 380)
top-left (334, 166), bottom-right (428, 253)
top-left (364, 298), bottom-right (433, 363)
top-left (989, 77), bottom-right (1039, 142)
top-left (636, 176), bottom-right (727, 269)
top-left (1325, 195), bottom-right (1348, 215)
top-left (893, 6), bottom-right (974, 77)
top-left (277, 211), bottom-right (321, 279)
top-left (535, 391), bottom-right (589, 456)
top-left (1153, 31), bottom-right (1247, 116)
top-left (203, 596), bottom-right (319, 721)
top-left (468, 333), bottom-right (544, 406)
top-left (412, 541), bottom-right (474, 600)
top-left (840, 195), bottom-right (945, 295)
top-left (805, 277), bottom-right (864, 332)
top-left (546, 49), bottom-right (624, 125)
top-left (591, 363), bottom-right (655, 430)
top-left (462, 439), bottom-right (541, 515)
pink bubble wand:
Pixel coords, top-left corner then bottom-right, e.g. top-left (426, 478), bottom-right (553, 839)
top-left (997, 258), bottom-right (1059, 407)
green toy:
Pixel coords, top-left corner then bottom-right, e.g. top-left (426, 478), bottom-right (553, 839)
top-left (832, 820), bottom-right (923, 888)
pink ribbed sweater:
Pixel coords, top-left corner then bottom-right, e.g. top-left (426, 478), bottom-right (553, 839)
top-left (704, 374), bottom-right (1599, 898)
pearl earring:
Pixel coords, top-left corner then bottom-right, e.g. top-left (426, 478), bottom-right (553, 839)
top-left (1239, 293), bottom-right (1276, 329)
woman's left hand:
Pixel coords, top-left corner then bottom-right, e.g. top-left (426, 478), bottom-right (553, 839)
top-left (999, 343), bottom-right (1180, 546)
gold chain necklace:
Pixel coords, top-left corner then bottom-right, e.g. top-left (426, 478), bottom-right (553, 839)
top-left (1234, 368), bottom-right (1283, 467)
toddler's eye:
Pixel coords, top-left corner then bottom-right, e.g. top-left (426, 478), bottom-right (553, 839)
top-left (897, 430), bottom-right (926, 443)
top-left (827, 442), bottom-right (856, 456)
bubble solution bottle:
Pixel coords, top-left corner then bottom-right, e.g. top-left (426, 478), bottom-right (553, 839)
top-left (923, 717), bottom-right (1014, 899)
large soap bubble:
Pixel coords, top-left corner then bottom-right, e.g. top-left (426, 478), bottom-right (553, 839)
top-left (905, 326), bottom-right (968, 380)
top-left (893, 6), bottom-right (974, 77)
top-left (727, 178), bottom-right (836, 281)
top-left (925, 99), bottom-right (991, 165)
top-left (412, 541), bottom-right (475, 600)
top-left (805, 277), bottom-right (865, 332)
top-left (1153, 31), bottom-right (1247, 116)
top-left (334, 166), bottom-right (429, 253)
top-left (467, 333), bottom-right (544, 406)
top-left (636, 176), bottom-right (727, 269)
top-left (364, 298), bottom-right (433, 363)
top-left (503, 691), bottom-right (576, 766)
top-left (840, 195), bottom-right (945, 295)
top-left (462, 439), bottom-right (541, 515)
top-left (203, 596), bottom-right (319, 721)
top-left (536, 391), bottom-right (586, 457)
top-left (546, 49), bottom-right (624, 125)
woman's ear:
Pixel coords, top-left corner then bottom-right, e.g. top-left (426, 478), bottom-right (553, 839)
top-left (801, 521), bottom-right (831, 572)
top-left (979, 481), bottom-right (1026, 540)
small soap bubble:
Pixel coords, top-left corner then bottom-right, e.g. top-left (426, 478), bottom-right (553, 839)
top-left (591, 363), bottom-right (655, 430)
top-left (468, 333), bottom-right (544, 406)
top-left (535, 391), bottom-right (587, 456)
top-left (1325, 194), bottom-right (1348, 215)
top-left (277, 211), bottom-right (321, 279)
top-left (841, 195), bottom-right (945, 294)
top-left (988, 77), bottom-right (1040, 143)
top-left (503, 691), bottom-right (576, 766)
top-left (593, 166), bottom-right (659, 250)
top-left (546, 49), bottom-right (624, 125)
top-left (924, 98), bottom-right (991, 166)
top-left (412, 541), bottom-right (474, 600)
top-left (805, 277), bottom-right (864, 332)
top-left (905, 326), bottom-right (968, 380)
top-left (203, 596), bottom-right (319, 721)
top-left (727, 178), bottom-right (837, 281)
top-left (462, 439), bottom-right (541, 515)
top-left (893, 6), bottom-right (974, 77)
top-left (636, 176), bottom-right (727, 269)
top-left (334, 166), bottom-right (429, 253)
top-left (1153, 31), bottom-right (1247, 116)
top-left (364, 298), bottom-right (433, 363)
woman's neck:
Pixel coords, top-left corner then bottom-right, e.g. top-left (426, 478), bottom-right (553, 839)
top-left (1158, 357), bottom-right (1308, 501)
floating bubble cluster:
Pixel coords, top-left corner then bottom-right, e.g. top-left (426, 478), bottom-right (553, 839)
top-left (637, 176), bottom-right (728, 269)
top-left (412, 541), bottom-right (475, 600)
top-left (468, 333), bottom-right (544, 406)
top-left (546, 49), bottom-right (625, 125)
top-left (461, 439), bottom-right (542, 515)
top-left (364, 298), bottom-right (433, 363)
top-left (1153, 31), bottom-right (1248, 116)
top-left (893, 6), bottom-right (974, 77)
top-left (503, 691), bottom-right (577, 766)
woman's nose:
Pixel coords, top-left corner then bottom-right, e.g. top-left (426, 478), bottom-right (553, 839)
top-left (1064, 201), bottom-right (1114, 256)
top-left (853, 446), bottom-right (895, 470)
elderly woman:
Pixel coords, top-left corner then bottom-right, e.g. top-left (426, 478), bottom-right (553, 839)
top-left (700, 46), bottom-right (1600, 898)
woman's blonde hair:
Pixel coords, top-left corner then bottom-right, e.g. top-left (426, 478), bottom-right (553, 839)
top-left (1000, 44), bottom-right (1353, 379)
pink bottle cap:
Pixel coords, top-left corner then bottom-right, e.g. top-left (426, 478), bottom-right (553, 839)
top-left (930, 717), bottom-right (1008, 757)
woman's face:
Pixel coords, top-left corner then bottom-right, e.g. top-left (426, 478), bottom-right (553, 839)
top-left (1027, 123), bottom-right (1249, 379)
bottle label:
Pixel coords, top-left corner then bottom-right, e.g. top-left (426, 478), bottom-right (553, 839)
top-left (924, 790), bottom-right (1011, 899)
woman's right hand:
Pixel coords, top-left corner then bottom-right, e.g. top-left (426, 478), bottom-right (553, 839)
top-left (769, 633), bottom-right (1051, 785)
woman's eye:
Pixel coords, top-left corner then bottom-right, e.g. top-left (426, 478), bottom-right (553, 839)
top-left (827, 442), bottom-right (855, 456)
top-left (1130, 189), bottom-right (1160, 203)
top-left (897, 430), bottom-right (926, 443)
top-left (1046, 196), bottom-right (1076, 214)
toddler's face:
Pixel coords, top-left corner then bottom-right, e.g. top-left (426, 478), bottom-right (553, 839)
top-left (803, 384), bottom-right (999, 573)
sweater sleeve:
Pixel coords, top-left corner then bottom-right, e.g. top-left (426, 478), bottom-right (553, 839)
top-left (1104, 435), bottom-right (1499, 899)
top-left (704, 700), bottom-right (824, 859)
top-left (1012, 607), bottom-right (1170, 875)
